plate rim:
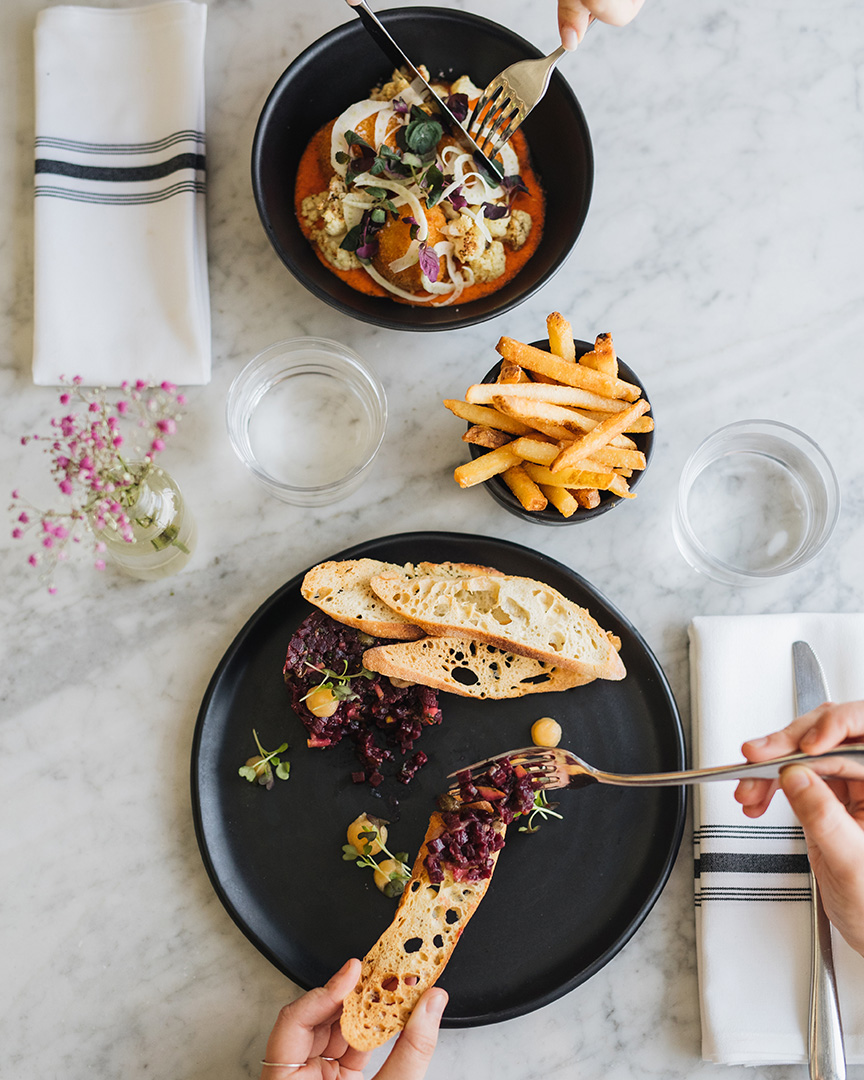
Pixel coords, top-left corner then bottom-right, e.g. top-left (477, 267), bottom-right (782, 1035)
top-left (190, 530), bottom-right (685, 1026)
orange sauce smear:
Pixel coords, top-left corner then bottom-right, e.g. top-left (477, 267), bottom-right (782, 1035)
top-left (294, 113), bottom-right (545, 306)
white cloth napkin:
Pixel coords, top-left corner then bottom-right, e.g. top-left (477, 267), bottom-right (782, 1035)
top-left (690, 614), bottom-right (864, 1065)
top-left (33, 1), bottom-right (210, 386)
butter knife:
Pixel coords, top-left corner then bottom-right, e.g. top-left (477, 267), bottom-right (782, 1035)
top-left (792, 640), bottom-right (846, 1080)
top-left (344, 0), bottom-right (504, 177)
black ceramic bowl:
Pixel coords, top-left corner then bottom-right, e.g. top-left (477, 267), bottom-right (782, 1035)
top-left (469, 339), bottom-right (654, 524)
top-left (252, 8), bottom-right (593, 331)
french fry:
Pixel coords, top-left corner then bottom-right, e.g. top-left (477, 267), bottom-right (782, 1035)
top-left (608, 474), bottom-right (635, 499)
top-left (573, 488), bottom-right (601, 510)
top-left (454, 445), bottom-right (523, 488)
top-left (467, 381), bottom-right (631, 414)
top-left (509, 436), bottom-right (558, 466)
top-left (546, 312), bottom-right (576, 363)
top-left (494, 395), bottom-right (638, 447)
top-left (497, 360), bottom-right (530, 384)
top-left (501, 465), bottom-right (547, 511)
top-left (578, 408), bottom-right (654, 434)
top-left (462, 425), bottom-right (512, 449)
top-left (590, 446), bottom-right (647, 471)
top-left (496, 338), bottom-right (640, 401)
top-left (443, 399), bottom-right (532, 436)
top-left (522, 463), bottom-right (617, 490)
top-left (539, 484), bottom-right (579, 517)
top-left (579, 332), bottom-right (617, 378)
top-left (551, 399), bottom-right (651, 473)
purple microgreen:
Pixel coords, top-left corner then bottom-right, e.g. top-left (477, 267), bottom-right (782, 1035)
top-left (392, 97), bottom-right (410, 115)
top-left (481, 202), bottom-right (509, 220)
top-left (446, 185), bottom-right (468, 211)
top-left (418, 241), bottom-right (440, 283)
top-left (502, 174), bottom-right (529, 198)
top-left (472, 150), bottom-right (502, 187)
top-left (444, 93), bottom-right (469, 123)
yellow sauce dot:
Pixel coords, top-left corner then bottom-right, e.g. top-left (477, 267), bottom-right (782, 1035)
top-left (305, 686), bottom-right (339, 717)
top-left (374, 858), bottom-right (402, 893)
top-left (347, 813), bottom-right (387, 856)
top-left (531, 717), bottom-right (562, 747)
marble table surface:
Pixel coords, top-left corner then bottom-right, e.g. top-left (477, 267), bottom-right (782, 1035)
top-left (2, 0), bottom-right (864, 1077)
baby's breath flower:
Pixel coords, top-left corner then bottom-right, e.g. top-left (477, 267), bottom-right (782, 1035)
top-left (10, 377), bottom-right (187, 592)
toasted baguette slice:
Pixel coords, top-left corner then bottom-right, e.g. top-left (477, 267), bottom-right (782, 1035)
top-left (340, 812), bottom-right (504, 1051)
top-left (369, 572), bottom-right (626, 681)
top-left (363, 636), bottom-right (593, 698)
top-left (301, 559), bottom-right (504, 641)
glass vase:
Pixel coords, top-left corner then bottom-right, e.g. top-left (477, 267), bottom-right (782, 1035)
top-left (92, 464), bottom-right (197, 581)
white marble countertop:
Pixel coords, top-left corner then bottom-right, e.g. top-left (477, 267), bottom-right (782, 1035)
top-left (3, 0), bottom-right (864, 1077)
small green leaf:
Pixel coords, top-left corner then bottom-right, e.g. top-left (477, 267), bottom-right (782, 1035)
top-left (394, 852), bottom-right (409, 863)
top-left (239, 766), bottom-right (258, 782)
top-left (275, 761), bottom-right (291, 780)
top-left (335, 151), bottom-right (349, 164)
top-left (342, 844), bottom-right (359, 861)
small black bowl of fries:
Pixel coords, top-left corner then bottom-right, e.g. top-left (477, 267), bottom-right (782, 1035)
top-left (447, 315), bottom-right (653, 524)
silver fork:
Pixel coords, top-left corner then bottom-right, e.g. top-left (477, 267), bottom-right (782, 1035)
top-left (465, 19), bottom-right (596, 161)
top-left (446, 743), bottom-right (864, 797)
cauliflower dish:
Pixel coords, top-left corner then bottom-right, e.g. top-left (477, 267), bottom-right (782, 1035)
top-left (295, 68), bottom-right (545, 306)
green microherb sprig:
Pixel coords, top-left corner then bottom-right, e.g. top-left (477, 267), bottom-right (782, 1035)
top-left (342, 818), bottom-right (411, 898)
top-left (300, 659), bottom-right (375, 705)
top-left (518, 790), bottom-right (563, 834)
top-left (238, 729), bottom-right (291, 790)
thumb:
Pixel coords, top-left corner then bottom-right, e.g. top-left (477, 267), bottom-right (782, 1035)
top-left (781, 766), bottom-right (863, 875)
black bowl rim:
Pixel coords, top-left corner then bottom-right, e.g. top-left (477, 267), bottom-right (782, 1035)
top-left (468, 339), bottom-right (654, 524)
top-left (251, 7), bottom-right (594, 332)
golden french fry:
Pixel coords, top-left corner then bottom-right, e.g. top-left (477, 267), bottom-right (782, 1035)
top-left (496, 338), bottom-right (640, 401)
top-left (608, 473), bottom-right (635, 499)
top-left (462, 425), bottom-right (512, 450)
top-left (572, 488), bottom-right (602, 510)
top-left (509, 436), bottom-right (559, 466)
top-left (495, 396), bottom-right (636, 448)
top-left (523, 463), bottom-right (617, 489)
top-left (539, 483), bottom-right (579, 517)
top-left (501, 465), bottom-right (548, 511)
top-left (546, 312), bottom-right (576, 363)
top-left (467, 381), bottom-right (631, 414)
top-left (497, 360), bottom-right (530, 384)
top-left (454, 445), bottom-right (523, 488)
top-left (591, 446), bottom-right (647, 470)
top-left (551, 398), bottom-right (651, 473)
top-left (578, 408), bottom-right (653, 434)
top-left (443, 399), bottom-right (532, 436)
top-left (579, 333), bottom-right (617, 378)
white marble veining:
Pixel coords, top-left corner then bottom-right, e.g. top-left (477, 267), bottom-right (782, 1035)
top-left (2, 0), bottom-right (864, 1077)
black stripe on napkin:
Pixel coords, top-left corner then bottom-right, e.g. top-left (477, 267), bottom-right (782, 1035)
top-left (34, 180), bottom-right (206, 205)
top-left (35, 153), bottom-right (206, 183)
top-left (695, 887), bottom-right (812, 907)
top-left (695, 852), bottom-right (810, 876)
top-left (34, 130), bottom-right (205, 155)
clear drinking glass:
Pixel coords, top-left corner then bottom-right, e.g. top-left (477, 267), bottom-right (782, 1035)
top-left (226, 338), bottom-right (387, 506)
top-left (673, 419), bottom-right (840, 585)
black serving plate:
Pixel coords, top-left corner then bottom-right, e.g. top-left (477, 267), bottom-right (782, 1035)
top-left (251, 8), bottom-right (593, 331)
top-left (469, 340), bottom-right (654, 524)
top-left (191, 532), bottom-right (684, 1027)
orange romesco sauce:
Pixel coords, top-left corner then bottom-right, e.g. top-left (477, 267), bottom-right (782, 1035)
top-left (294, 117), bottom-right (545, 305)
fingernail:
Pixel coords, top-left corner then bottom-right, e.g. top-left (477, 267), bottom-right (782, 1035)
top-left (746, 736), bottom-right (769, 749)
top-left (561, 26), bottom-right (578, 50)
top-left (422, 988), bottom-right (448, 1018)
top-left (781, 765), bottom-right (811, 795)
top-left (800, 727), bottom-right (818, 748)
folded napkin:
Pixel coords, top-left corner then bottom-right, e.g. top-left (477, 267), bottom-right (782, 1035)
top-left (690, 614), bottom-right (864, 1065)
top-left (33, 1), bottom-right (210, 386)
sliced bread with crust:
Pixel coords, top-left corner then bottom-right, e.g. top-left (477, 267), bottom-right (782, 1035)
top-left (301, 559), bottom-right (505, 641)
top-left (362, 636), bottom-right (594, 698)
top-left (369, 571), bottom-right (626, 681)
top-left (340, 811), bottom-right (504, 1051)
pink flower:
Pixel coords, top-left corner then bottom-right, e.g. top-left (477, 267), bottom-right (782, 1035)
top-left (11, 489), bottom-right (19, 499)
top-left (48, 586), bottom-right (57, 595)
top-left (95, 541), bottom-right (106, 553)
top-left (177, 394), bottom-right (187, 406)
top-left (18, 512), bottom-right (29, 523)
top-left (42, 536), bottom-right (54, 548)
top-left (161, 381), bottom-right (177, 392)
top-left (151, 438), bottom-right (165, 453)
top-left (117, 400), bottom-right (129, 414)
top-left (156, 418), bottom-right (176, 435)
top-left (135, 379), bottom-right (147, 390)
top-left (12, 528), bottom-right (22, 539)
top-left (59, 393), bottom-right (70, 405)
top-left (94, 559), bottom-right (106, 571)
top-left (54, 525), bottom-right (69, 540)
top-left (89, 402), bottom-right (100, 413)
top-left (28, 554), bottom-right (38, 567)
top-left (59, 479), bottom-right (73, 495)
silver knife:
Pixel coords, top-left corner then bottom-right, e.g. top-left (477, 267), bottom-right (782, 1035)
top-left (344, 0), bottom-right (504, 178)
top-left (792, 640), bottom-right (846, 1080)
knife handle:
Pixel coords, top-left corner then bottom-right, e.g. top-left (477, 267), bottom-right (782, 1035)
top-left (809, 867), bottom-right (846, 1080)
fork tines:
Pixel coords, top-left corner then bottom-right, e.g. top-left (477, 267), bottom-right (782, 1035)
top-left (466, 85), bottom-right (524, 160)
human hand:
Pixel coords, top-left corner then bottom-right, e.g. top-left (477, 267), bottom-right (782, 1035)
top-left (558, 0), bottom-right (646, 50)
top-left (735, 701), bottom-right (864, 957)
top-left (260, 958), bottom-right (448, 1079)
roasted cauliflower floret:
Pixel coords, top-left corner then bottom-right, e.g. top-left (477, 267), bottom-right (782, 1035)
top-left (372, 65), bottom-right (431, 101)
top-left (300, 192), bottom-right (326, 230)
top-left (449, 75), bottom-right (482, 100)
top-left (466, 239), bottom-right (506, 283)
top-left (319, 176), bottom-right (349, 236)
top-left (312, 228), bottom-right (362, 271)
top-left (505, 209), bottom-right (532, 251)
top-left (485, 212), bottom-right (510, 240)
top-left (448, 213), bottom-right (487, 263)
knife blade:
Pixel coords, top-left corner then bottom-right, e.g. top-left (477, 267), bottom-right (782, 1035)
top-left (792, 640), bottom-right (846, 1080)
top-left (344, 0), bottom-right (504, 178)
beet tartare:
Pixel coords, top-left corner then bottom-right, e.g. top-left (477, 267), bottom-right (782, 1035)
top-left (283, 611), bottom-right (442, 786)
